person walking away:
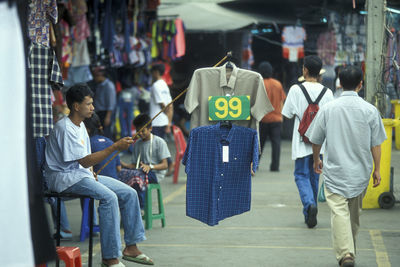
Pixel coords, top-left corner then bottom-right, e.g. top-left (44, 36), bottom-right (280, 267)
top-left (92, 66), bottom-right (117, 139)
top-left (306, 66), bottom-right (386, 267)
top-left (257, 61), bottom-right (286, 171)
top-left (281, 55), bottom-right (334, 228)
top-left (149, 63), bottom-right (174, 175)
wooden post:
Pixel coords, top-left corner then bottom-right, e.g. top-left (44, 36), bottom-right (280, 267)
top-left (365, 0), bottom-right (386, 114)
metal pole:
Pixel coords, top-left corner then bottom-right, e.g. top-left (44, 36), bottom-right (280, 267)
top-left (365, 0), bottom-right (386, 114)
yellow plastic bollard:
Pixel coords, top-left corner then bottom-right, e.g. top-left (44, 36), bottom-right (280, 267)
top-left (363, 119), bottom-right (400, 209)
top-left (390, 100), bottom-right (400, 149)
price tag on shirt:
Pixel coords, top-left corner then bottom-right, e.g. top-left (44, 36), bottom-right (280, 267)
top-left (222, 146), bottom-right (229, 162)
top-left (208, 95), bottom-right (250, 121)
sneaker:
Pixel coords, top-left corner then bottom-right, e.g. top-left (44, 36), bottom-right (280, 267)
top-left (306, 205), bottom-right (318, 228)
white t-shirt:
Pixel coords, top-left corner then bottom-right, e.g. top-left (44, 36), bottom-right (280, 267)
top-left (44, 116), bottom-right (94, 192)
top-left (149, 79), bottom-right (172, 127)
top-left (282, 82), bottom-right (334, 160)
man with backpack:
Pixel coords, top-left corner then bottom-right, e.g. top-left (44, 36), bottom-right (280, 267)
top-left (282, 55), bottom-right (334, 228)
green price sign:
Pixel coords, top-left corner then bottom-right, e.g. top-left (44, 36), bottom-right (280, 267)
top-left (208, 95), bottom-right (250, 121)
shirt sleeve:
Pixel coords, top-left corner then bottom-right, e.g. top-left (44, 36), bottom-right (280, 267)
top-left (182, 130), bottom-right (193, 173)
top-left (306, 108), bottom-right (326, 145)
top-left (370, 110), bottom-right (387, 147)
top-left (252, 131), bottom-right (259, 173)
top-left (184, 70), bottom-right (200, 114)
top-left (156, 138), bottom-right (171, 162)
top-left (282, 85), bottom-right (298, 119)
top-left (61, 126), bottom-right (88, 162)
top-left (251, 74), bottom-right (274, 121)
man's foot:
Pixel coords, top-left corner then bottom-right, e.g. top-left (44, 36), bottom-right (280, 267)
top-left (123, 245), bottom-right (154, 265)
top-left (339, 254), bottom-right (354, 267)
top-left (102, 258), bottom-right (125, 267)
top-left (306, 204), bottom-right (318, 228)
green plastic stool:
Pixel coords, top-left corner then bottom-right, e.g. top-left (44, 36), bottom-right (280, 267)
top-left (143, 183), bottom-right (166, 230)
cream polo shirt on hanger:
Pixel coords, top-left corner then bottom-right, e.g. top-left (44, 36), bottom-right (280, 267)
top-left (184, 62), bottom-right (274, 136)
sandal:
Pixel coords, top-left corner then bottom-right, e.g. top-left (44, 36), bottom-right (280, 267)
top-left (123, 253), bottom-right (154, 265)
top-left (101, 261), bottom-right (126, 267)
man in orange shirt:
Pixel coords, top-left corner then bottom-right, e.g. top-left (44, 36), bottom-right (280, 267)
top-left (258, 61), bottom-right (286, 171)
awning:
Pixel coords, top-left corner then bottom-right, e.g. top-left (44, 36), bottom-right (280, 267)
top-left (158, 2), bottom-right (258, 32)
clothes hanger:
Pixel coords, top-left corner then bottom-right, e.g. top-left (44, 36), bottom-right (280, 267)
top-left (221, 120), bottom-right (232, 129)
top-left (295, 19), bottom-right (302, 27)
top-left (225, 51), bottom-right (233, 70)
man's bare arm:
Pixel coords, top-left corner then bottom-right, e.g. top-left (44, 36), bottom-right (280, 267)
top-left (371, 145), bottom-right (381, 187)
top-left (312, 144), bottom-right (323, 174)
top-left (78, 137), bottom-right (133, 169)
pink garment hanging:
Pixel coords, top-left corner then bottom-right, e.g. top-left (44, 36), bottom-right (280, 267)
top-left (174, 18), bottom-right (186, 58)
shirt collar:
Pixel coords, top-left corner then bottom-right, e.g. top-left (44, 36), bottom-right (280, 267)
top-left (215, 122), bottom-right (236, 145)
top-left (341, 91), bottom-right (358, 97)
top-left (219, 62), bottom-right (238, 89)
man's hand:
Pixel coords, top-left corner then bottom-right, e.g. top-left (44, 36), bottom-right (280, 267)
top-left (91, 168), bottom-right (98, 181)
top-left (113, 137), bottom-right (134, 151)
top-left (140, 162), bottom-right (151, 174)
top-left (372, 170), bottom-right (381, 187)
top-left (313, 158), bottom-right (323, 174)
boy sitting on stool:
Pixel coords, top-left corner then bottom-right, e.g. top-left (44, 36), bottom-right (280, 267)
top-left (121, 114), bottom-right (171, 208)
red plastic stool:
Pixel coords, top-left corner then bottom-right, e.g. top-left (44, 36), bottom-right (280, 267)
top-left (56, 246), bottom-right (82, 267)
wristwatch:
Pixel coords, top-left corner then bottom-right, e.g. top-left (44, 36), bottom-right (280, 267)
top-left (149, 164), bottom-right (154, 170)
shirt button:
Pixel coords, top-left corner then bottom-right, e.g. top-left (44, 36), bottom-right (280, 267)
top-left (234, 157), bottom-right (237, 160)
top-left (220, 186), bottom-right (222, 189)
top-left (221, 173), bottom-right (224, 176)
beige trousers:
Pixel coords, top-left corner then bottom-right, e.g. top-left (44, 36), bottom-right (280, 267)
top-left (324, 185), bottom-right (364, 262)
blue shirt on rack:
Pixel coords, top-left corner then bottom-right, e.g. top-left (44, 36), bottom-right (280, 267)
top-left (183, 123), bottom-right (259, 226)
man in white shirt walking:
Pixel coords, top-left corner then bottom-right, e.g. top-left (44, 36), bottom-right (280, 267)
top-left (149, 63), bottom-right (174, 176)
top-left (149, 63), bottom-right (173, 138)
top-left (306, 66), bottom-right (386, 267)
top-left (282, 55), bottom-right (334, 228)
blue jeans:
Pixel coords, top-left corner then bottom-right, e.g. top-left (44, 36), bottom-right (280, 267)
top-left (294, 155), bottom-right (320, 220)
top-left (63, 175), bottom-right (146, 259)
top-left (118, 98), bottom-right (133, 138)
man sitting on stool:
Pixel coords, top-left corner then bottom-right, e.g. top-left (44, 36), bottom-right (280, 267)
top-left (44, 84), bottom-right (154, 266)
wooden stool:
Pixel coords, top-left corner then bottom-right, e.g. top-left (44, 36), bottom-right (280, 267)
top-left (143, 183), bottom-right (166, 230)
top-left (56, 246), bottom-right (82, 267)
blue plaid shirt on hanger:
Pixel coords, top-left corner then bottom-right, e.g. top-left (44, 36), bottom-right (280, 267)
top-left (183, 123), bottom-right (259, 226)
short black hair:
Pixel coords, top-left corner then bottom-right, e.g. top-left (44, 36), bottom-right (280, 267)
top-left (258, 61), bottom-right (273, 78)
top-left (83, 112), bottom-right (103, 137)
top-left (339, 66), bottom-right (363, 91)
top-left (133, 113), bottom-right (152, 130)
top-left (303, 55), bottom-right (322, 78)
top-left (151, 63), bottom-right (165, 76)
top-left (65, 84), bottom-right (94, 110)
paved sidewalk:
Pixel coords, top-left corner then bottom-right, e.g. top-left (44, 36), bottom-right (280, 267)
top-left (47, 140), bottom-right (400, 267)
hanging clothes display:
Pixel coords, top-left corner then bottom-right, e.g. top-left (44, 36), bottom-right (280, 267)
top-left (28, 43), bottom-right (64, 138)
top-left (28, 0), bottom-right (58, 47)
top-left (281, 25), bottom-right (306, 62)
top-left (183, 123), bottom-right (259, 226)
top-left (317, 30), bottom-right (337, 66)
top-left (184, 62), bottom-right (274, 138)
